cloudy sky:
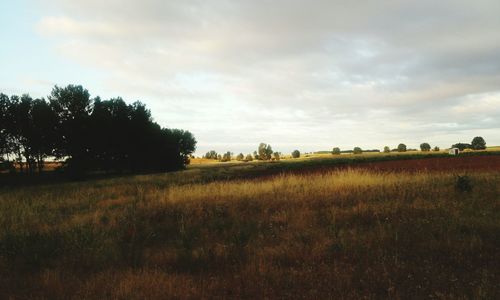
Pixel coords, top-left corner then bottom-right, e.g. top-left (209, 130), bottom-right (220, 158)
top-left (1, 1), bottom-right (499, 155)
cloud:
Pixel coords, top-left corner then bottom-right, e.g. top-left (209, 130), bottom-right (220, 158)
top-left (35, 0), bottom-right (500, 154)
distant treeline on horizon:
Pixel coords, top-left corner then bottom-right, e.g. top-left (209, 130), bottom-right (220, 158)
top-left (315, 149), bottom-right (382, 154)
top-left (0, 85), bottom-right (196, 178)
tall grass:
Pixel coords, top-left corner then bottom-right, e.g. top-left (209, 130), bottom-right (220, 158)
top-left (0, 169), bottom-right (499, 299)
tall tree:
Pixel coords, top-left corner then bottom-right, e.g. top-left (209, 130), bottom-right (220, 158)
top-left (0, 93), bottom-right (11, 161)
top-left (27, 98), bottom-right (57, 173)
top-left (49, 85), bottom-right (93, 176)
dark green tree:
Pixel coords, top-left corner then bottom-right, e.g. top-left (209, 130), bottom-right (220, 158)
top-left (332, 147), bottom-right (341, 155)
top-left (291, 150), bottom-right (300, 158)
top-left (397, 143), bottom-right (407, 152)
top-left (420, 143), bottom-right (431, 152)
top-left (471, 136), bottom-right (486, 150)
top-left (353, 147), bottom-right (362, 154)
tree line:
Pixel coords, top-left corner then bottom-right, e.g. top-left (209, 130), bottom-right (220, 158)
top-left (204, 143), bottom-right (281, 162)
top-left (203, 136), bottom-right (488, 163)
top-left (0, 85), bottom-right (196, 178)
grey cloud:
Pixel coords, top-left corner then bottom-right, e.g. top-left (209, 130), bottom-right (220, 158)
top-left (36, 0), bottom-right (500, 154)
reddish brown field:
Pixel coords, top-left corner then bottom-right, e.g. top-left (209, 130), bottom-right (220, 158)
top-left (351, 155), bottom-right (500, 172)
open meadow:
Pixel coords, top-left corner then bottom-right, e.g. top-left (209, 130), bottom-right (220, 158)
top-left (0, 152), bottom-right (499, 299)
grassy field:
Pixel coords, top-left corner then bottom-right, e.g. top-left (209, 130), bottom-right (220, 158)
top-left (0, 154), bottom-right (499, 299)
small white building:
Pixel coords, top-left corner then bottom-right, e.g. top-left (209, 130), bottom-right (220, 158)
top-left (449, 148), bottom-right (459, 155)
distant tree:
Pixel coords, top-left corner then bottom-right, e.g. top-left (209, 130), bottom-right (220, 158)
top-left (451, 143), bottom-right (471, 151)
top-left (253, 151), bottom-right (259, 160)
top-left (332, 147), bottom-right (341, 155)
top-left (433, 146), bottom-right (440, 151)
top-left (258, 143), bottom-right (273, 160)
top-left (220, 151), bottom-right (232, 162)
top-left (353, 147), bottom-right (362, 154)
top-left (397, 143), bottom-right (407, 152)
top-left (204, 150), bottom-right (218, 159)
top-left (291, 150), bottom-right (300, 158)
top-left (420, 143), bottom-right (431, 152)
top-left (236, 153), bottom-right (244, 161)
top-left (273, 152), bottom-right (281, 161)
top-left (383, 146), bottom-right (390, 153)
top-left (245, 154), bottom-right (253, 161)
top-left (471, 136), bottom-right (486, 150)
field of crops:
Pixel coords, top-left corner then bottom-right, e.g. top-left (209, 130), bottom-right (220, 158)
top-left (0, 154), bottom-right (499, 299)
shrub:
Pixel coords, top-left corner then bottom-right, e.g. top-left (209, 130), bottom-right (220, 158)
top-left (455, 175), bottom-right (472, 192)
top-left (433, 146), bottom-right (440, 152)
top-left (291, 150), bottom-right (300, 158)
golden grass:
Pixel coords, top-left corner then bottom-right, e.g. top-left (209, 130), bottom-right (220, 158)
top-left (0, 169), bottom-right (499, 299)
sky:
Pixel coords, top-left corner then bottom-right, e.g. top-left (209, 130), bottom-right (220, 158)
top-left (1, 0), bottom-right (499, 156)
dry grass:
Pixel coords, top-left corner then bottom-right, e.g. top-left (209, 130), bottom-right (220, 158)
top-left (0, 168), bottom-right (499, 299)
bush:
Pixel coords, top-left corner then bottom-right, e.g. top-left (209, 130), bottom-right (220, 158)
top-left (433, 146), bottom-right (440, 152)
top-left (455, 175), bottom-right (472, 192)
top-left (236, 153), bottom-right (244, 161)
top-left (291, 150), bottom-right (300, 158)
top-left (332, 147), bottom-right (341, 155)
